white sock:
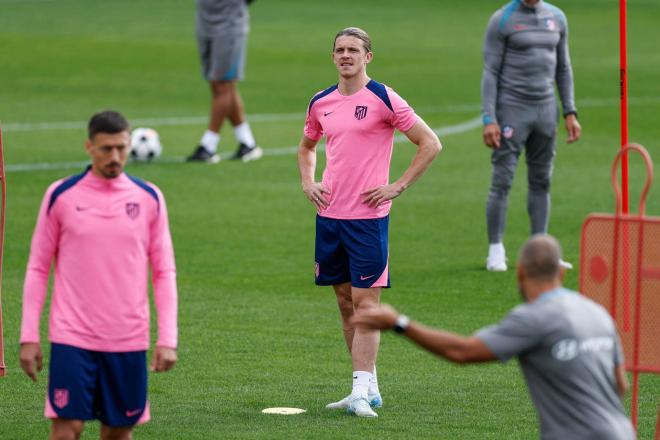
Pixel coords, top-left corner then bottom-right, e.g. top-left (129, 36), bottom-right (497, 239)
top-left (234, 122), bottom-right (256, 148)
top-left (368, 366), bottom-right (380, 396)
top-left (351, 371), bottom-right (372, 400)
top-left (200, 130), bottom-right (220, 153)
top-left (489, 242), bottom-right (505, 256)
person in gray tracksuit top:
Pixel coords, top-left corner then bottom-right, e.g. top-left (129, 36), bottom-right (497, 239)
top-left (481, 0), bottom-right (581, 272)
top-left (353, 235), bottom-right (635, 440)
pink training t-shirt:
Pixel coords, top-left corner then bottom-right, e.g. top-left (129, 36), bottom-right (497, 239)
top-left (20, 168), bottom-right (178, 352)
top-left (304, 79), bottom-right (419, 219)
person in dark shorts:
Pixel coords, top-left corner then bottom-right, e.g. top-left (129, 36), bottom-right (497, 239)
top-left (188, 0), bottom-right (263, 163)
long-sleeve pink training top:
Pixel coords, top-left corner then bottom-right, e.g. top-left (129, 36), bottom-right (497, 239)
top-left (20, 167), bottom-right (178, 352)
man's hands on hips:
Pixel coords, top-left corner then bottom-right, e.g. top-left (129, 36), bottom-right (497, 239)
top-left (565, 113), bottom-right (581, 143)
top-left (302, 181), bottom-right (330, 210)
top-left (361, 183), bottom-right (404, 208)
top-left (483, 123), bottom-right (501, 149)
top-left (19, 342), bottom-right (43, 382)
top-left (151, 346), bottom-right (177, 372)
top-left (351, 304), bottom-right (400, 330)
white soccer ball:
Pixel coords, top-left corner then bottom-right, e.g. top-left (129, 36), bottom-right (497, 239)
top-left (130, 128), bottom-right (162, 162)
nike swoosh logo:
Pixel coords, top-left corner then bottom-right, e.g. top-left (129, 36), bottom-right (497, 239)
top-left (323, 112), bottom-right (334, 116)
top-left (125, 409), bottom-right (142, 417)
top-left (76, 206), bottom-right (90, 211)
top-left (360, 275), bottom-right (375, 281)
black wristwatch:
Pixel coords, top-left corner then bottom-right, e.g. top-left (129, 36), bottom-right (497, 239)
top-left (393, 315), bottom-right (410, 334)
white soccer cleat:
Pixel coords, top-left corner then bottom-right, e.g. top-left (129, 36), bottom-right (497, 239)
top-left (369, 393), bottom-right (383, 409)
top-left (326, 393), bottom-right (382, 410)
top-left (486, 245), bottom-right (507, 272)
top-left (347, 397), bottom-right (378, 418)
top-left (559, 259), bottom-right (573, 270)
top-left (325, 395), bottom-right (351, 410)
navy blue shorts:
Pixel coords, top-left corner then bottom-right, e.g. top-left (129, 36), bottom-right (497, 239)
top-left (315, 215), bottom-right (390, 288)
top-left (47, 343), bottom-right (148, 427)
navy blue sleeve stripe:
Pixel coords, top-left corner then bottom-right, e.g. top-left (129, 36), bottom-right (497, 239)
top-left (365, 79), bottom-right (393, 112)
top-left (47, 167), bottom-right (90, 214)
top-left (127, 175), bottom-right (160, 210)
top-left (307, 84), bottom-right (338, 114)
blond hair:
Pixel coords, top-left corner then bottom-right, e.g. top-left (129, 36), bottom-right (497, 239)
top-left (333, 27), bottom-right (372, 53)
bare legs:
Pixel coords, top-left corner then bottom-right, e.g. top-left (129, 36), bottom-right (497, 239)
top-left (333, 283), bottom-right (381, 372)
top-left (50, 419), bottom-right (133, 440)
top-left (208, 79), bottom-right (245, 133)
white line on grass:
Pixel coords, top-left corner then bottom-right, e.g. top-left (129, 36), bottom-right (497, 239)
top-left (3, 96), bottom-right (659, 133)
top-left (4, 117), bottom-right (482, 173)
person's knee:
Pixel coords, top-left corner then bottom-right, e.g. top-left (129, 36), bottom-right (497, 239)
top-left (334, 284), bottom-right (354, 317)
top-left (51, 419), bottom-right (84, 440)
top-left (210, 79), bottom-right (236, 96)
top-left (101, 425), bottom-right (133, 440)
top-left (336, 295), bottom-right (353, 319)
top-left (528, 167), bottom-right (552, 192)
top-left (352, 290), bottom-right (380, 311)
top-left (490, 167), bottom-right (515, 195)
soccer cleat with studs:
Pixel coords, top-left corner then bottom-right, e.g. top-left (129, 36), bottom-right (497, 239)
top-left (326, 392), bottom-right (382, 410)
top-left (347, 397), bottom-right (378, 418)
top-left (232, 143), bottom-right (263, 162)
top-left (186, 145), bottom-right (220, 164)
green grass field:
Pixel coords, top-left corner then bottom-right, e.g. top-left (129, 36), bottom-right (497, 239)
top-left (1, 0), bottom-right (660, 438)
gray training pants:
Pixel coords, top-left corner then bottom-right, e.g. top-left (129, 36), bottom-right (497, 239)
top-left (487, 99), bottom-right (557, 244)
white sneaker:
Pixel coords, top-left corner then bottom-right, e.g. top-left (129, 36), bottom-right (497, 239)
top-left (326, 393), bottom-right (382, 410)
top-left (347, 397), bottom-right (378, 418)
top-left (369, 393), bottom-right (383, 409)
top-left (559, 259), bottom-right (573, 270)
top-left (486, 245), bottom-right (507, 272)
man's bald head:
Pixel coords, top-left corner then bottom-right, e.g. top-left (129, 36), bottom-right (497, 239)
top-left (518, 235), bottom-right (563, 282)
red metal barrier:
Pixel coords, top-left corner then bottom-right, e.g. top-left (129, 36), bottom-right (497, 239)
top-left (580, 144), bottom-right (659, 430)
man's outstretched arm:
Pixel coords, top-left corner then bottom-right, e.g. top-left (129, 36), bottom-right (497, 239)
top-left (352, 304), bottom-right (496, 364)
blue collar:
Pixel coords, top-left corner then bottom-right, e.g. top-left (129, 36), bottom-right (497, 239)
top-left (536, 287), bottom-right (570, 303)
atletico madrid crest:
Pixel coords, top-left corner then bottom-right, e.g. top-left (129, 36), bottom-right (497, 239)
top-left (126, 202), bottom-right (140, 220)
top-left (354, 106), bottom-right (368, 120)
top-left (54, 389), bottom-right (69, 409)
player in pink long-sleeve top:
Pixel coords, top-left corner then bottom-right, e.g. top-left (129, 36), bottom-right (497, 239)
top-left (19, 110), bottom-right (178, 440)
top-left (297, 27), bottom-right (442, 418)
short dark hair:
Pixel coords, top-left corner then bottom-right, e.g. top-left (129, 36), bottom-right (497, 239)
top-left (88, 110), bottom-right (130, 139)
top-left (518, 234), bottom-right (562, 281)
top-left (334, 27), bottom-right (372, 53)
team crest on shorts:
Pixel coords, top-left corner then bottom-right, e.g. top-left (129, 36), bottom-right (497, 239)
top-left (502, 125), bottom-right (514, 139)
top-left (354, 106), bottom-right (368, 120)
top-left (544, 18), bottom-right (555, 30)
top-left (125, 202), bottom-right (140, 220)
top-left (315, 262), bottom-right (320, 278)
top-left (54, 388), bottom-right (69, 409)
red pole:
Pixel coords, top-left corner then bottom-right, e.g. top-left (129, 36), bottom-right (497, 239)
top-left (0, 126), bottom-right (5, 377)
top-left (620, 0), bottom-right (629, 213)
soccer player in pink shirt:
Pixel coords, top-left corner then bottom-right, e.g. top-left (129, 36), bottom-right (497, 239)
top-left (19, 111), bottom-right (178, 440)
top-left (298, 27), bottom-right (442, 417)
